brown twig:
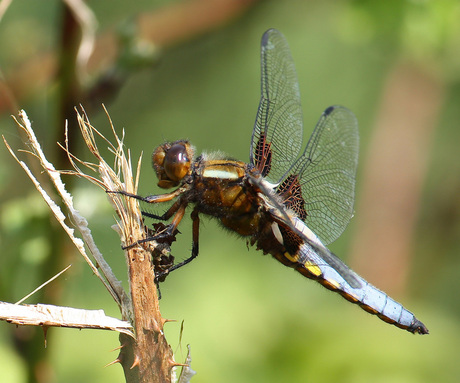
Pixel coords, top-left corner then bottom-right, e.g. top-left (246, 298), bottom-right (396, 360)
top-left (73, 107), bottom-right (178, 381)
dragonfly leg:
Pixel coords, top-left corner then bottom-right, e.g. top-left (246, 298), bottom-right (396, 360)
top-left (142, 198), bottom-right (183, 221)
top-left (123, 202), bottom-right (187, 250)
top-left (156, 208), bottom-right (200, 279)
top-left (107, 188), bottom-right (183, 204)
top-left (108, 188), bottom-right (185, 248)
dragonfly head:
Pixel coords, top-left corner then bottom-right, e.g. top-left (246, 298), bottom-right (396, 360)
top-left (152, 140), bottom-right (194, 188)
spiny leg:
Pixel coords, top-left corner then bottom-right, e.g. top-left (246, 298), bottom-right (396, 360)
top-left (108, 189), bottom-right (185, 249)
top-left (108, 189), bottom-right (199, 281)
top-left (156, 208), bottom-right (200, 280)
top-left (124, 201), bottom-right (187, 250)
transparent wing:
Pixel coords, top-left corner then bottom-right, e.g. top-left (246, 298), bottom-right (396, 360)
top-left (288, 105), bottom-right (359, 245)
top-left (250, 29), bottom-right (303, 184)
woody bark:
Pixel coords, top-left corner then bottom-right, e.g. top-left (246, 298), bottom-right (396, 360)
top-left (118, 246), bottom-right (174, 383)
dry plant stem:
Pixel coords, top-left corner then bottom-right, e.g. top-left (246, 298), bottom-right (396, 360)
top-left (4, 111), bottom-right (127, 312)
top-left (118, 248), bottom-right (174, 383)
top-left (75, 108), bottom-right (175, 382)
top-left (15, 265), bottom-right (72, 305)
top-left (177, 345), bottom-right (196, 383)
top-left (0, 302), bottom-right (133, 336)
top-left (6, 108), bottom-right (177, 382)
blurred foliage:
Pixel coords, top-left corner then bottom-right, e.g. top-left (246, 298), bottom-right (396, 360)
top-left (1, 0), bottom-right (459, 382)
top-left (343, 0), bottom-right (460, 78)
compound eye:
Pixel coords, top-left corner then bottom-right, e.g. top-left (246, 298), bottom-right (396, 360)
top-left (163, 143), bottom-right (191, 182)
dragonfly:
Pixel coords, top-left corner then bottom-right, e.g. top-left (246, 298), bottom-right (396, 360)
top-left (114, 28), bottom-right (428, 335)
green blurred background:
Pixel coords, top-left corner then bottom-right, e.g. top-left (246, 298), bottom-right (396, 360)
top-left (1, 0), bottom-right (459, 382)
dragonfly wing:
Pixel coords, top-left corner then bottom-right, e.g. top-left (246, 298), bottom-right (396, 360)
top-left (286, 105), bottom-right (359, 245)
top-left (250, 29), bottom-right (303, 183)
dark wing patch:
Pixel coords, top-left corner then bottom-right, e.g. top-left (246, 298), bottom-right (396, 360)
top-left (277, 174), bottom-right (307, 220)
top-left (253, 133), bottom-right (272, 177)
